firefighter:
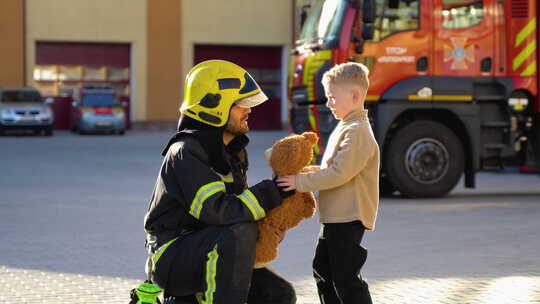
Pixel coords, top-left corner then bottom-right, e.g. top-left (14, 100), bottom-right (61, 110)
top-left (144, 60), bottom-right (296, 304)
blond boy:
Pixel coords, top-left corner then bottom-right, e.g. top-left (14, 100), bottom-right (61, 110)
top-left (277, 62), bottom-right (379, 304)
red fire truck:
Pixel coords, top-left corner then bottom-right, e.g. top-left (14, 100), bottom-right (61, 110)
top-left (289, 0), bottom-right (539, 197)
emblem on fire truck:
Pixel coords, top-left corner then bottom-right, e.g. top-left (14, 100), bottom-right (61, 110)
top-left (444, 37), bottom-right (475, 70)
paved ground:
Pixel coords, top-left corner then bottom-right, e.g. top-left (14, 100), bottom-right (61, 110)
top-left (1, 130), bottom-right (539, 303)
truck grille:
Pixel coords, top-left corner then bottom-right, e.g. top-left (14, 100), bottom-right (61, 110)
top-left (511, 0), bottom-right (529, 18)
top-left (291, 86), bottom-right (308, 104)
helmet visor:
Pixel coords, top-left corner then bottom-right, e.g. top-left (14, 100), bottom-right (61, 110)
top-left (235, 91), bottom-right (268, 108)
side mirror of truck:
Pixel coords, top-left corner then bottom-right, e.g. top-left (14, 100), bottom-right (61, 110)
top-left (362, 0), bottom-right (376, 23)
top-left (300, 4), bottom-right (311, 29)
top-left (362, 23), bottom-right (375, 40)
top-left (44, 97), bottom-right (55, 104)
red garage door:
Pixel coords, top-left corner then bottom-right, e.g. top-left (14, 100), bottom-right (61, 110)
top-left (35, 42), bottom-right (131, 129)
top-left (194, 45), bottom-right (282, 130)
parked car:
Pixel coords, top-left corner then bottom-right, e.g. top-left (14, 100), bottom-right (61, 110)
top-left (0, 87), bottom-right (54, 136)
top-left (70, 85), bottom-right (126, 135)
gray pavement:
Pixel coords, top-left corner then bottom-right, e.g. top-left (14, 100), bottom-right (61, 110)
top-left (1, 130), bottom-right (539, 303)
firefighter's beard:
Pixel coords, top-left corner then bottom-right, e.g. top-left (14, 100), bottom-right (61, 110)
top-left (225, 114), bottom-right (249, 137)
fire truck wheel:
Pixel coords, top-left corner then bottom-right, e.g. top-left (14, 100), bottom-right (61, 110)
top-left (380, 176), bottom-right (397, 197)
top-left (385, 120), bottom-right (464, 198)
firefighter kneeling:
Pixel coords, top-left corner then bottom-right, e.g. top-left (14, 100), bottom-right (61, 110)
top-left (142, 60), bottom-right (296, 304)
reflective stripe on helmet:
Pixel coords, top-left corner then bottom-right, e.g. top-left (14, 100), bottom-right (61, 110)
top-left (190, 181), bottom-right (226, 219)
top-left (239, 72), bottom-right (258, 94)
top-left (236, 189), bottom-right (266, 220)
top-left (218, 78), bottom-right (241, 90)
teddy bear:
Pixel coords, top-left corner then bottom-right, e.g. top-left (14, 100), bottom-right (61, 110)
top-left (254, 131), bottom-right (319, 268)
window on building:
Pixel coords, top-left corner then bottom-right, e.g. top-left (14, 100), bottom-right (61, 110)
top-left (372, 0), bottom-right (419, 42)
top-left (442, 0), bottom-right (484, 29)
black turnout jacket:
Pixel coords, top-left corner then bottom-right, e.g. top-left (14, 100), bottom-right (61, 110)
top-left (144, 133), bottom-right (282, 247)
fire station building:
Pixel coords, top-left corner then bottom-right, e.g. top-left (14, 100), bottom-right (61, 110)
top-left (0, 0), bottom-right (294, 129)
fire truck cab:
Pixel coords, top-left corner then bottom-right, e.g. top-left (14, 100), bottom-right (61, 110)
top-left (289, 0), bottom-right (539, 197)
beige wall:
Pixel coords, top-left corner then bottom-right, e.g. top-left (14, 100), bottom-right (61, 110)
top-left (181, 0), bottom-right (293, 86)
top-left (0, 0), bottom-right (25, 87)
top-left (25, 0), bottom-right (148, 120)
top-left (147, 0), bottom-right (182, 121)
top-left (23, 0), bottom-right (293, 122)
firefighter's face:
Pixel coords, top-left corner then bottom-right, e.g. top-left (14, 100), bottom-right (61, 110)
top-left (225, 104), bottom-right (251, 136)
top-left (325, 83), bottom-right (358, 120)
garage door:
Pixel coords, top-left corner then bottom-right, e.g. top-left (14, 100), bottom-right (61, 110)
top-left (35, 42), bottom-right (131, 129)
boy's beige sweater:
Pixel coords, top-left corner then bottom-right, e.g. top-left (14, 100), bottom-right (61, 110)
top-left (296, 109), bottom-right (380, 230)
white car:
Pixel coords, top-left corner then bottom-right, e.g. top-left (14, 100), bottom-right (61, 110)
top-left (0, 87), bottom-right (54, 136)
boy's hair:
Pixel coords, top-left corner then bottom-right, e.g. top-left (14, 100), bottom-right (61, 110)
top-left (322, 62), bottom-right (370, 93)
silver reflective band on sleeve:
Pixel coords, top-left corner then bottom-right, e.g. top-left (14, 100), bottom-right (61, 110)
top-left (237, 189), bottom-right (266, 220)
top-left (190, 181), bottom-right (226, 219)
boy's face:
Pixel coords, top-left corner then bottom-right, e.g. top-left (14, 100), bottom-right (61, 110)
top-left (324, 83), bottom-right (363, 120)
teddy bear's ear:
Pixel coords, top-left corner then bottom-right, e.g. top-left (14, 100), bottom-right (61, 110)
top-left (302, 132), bottom-right (319, 146)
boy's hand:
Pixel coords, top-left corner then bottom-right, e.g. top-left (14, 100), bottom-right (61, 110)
top-left (276, 175), bottom-right (297, 191)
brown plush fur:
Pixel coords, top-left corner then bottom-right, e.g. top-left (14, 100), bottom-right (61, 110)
top-left (254, 132), bottom-right (318, 267)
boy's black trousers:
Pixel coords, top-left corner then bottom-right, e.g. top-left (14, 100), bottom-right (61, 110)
top-left (313, 221), bottom-right (373, 304)
top-left (152, 222), bottom-right (296, 304)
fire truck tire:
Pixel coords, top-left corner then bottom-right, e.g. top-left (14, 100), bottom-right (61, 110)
top-left (385, 120), bottom-right (464, 198)
top-left (380, 176), bottom-right (397, 197)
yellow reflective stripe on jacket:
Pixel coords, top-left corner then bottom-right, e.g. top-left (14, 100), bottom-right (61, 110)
top-left (218, 173), bottom-right (234, 183)
top-left (204, 245), bottom-right (219, 304)
top-left (151, 237), bottom-right (179, 268)
top-left (237, 189), bottom-right (266, 220)
top-left (190, 181), bottom-right (226, 219)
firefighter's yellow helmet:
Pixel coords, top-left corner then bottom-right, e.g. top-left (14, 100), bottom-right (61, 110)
top-left (180, 60), bottom-right (268, 127)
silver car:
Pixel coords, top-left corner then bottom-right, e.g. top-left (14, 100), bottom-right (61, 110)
top-left (0, 87), bottom-right (54, 136)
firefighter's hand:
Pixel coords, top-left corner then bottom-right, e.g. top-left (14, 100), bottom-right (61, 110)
top-left (276, 175), bottom-right (297, 192)
top-left (275, 227), bottom-right (286, 243)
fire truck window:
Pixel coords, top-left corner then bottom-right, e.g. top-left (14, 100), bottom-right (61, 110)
top-left (442, 0), bottom-right (484, 29)
top-left (373, 0), bottom-right (419, 42)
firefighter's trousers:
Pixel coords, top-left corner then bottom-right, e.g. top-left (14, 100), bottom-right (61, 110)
top-left (153, 222), bottom-right (296, 304)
